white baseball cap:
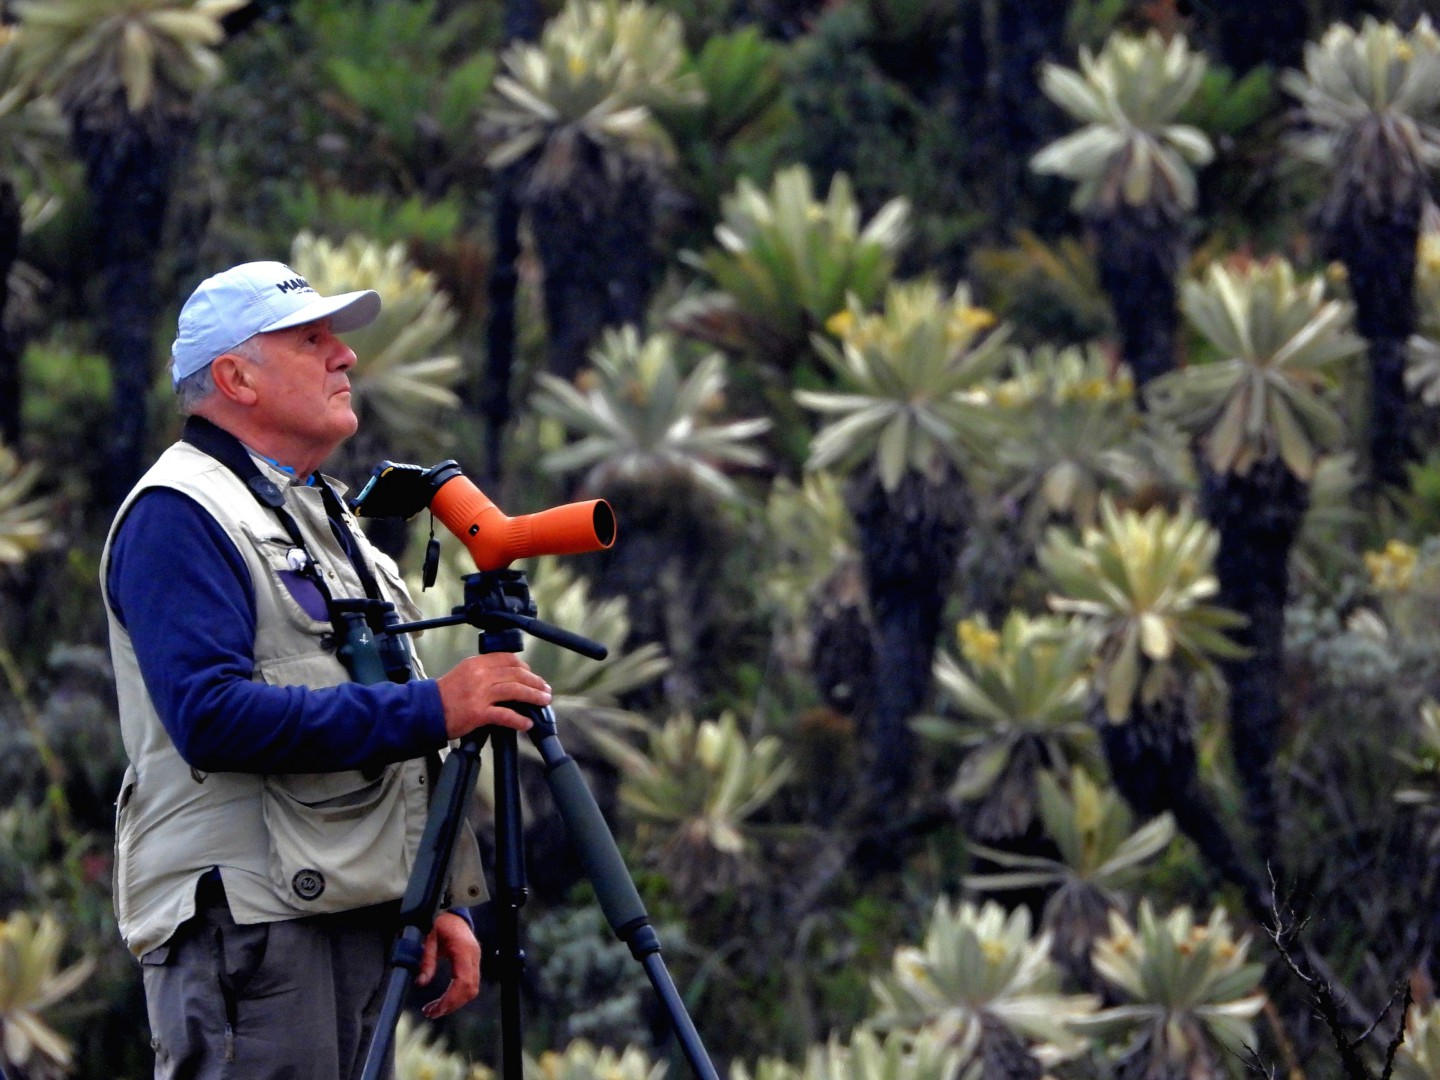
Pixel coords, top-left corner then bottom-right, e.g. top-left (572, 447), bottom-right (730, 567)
top-left (171, 261), bottom-right (381, 386)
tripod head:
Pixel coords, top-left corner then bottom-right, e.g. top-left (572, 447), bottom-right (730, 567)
top-left (352, 459), bottom-right (615, 571)
top-left (387, 567), bottom-right (609, 662)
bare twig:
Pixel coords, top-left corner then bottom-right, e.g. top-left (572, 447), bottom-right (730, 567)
top-left (1378, 980), bottom-right (1414, 1080)
top-left (1260, 870), bottom-right (1414, 1080)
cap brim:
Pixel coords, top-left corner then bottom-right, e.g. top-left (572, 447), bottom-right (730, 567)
top-left (259, 289), bottom-right (381, 336)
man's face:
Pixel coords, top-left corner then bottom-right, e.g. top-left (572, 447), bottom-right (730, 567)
top-left (247, 318), bottom-right (359, 460)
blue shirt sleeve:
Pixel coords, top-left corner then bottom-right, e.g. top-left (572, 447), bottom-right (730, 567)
top-left (106, 488), bottom-right (449, 774)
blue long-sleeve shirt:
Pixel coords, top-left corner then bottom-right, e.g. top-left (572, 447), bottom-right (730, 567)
top-left (106, 488), bottom-right (449, 775)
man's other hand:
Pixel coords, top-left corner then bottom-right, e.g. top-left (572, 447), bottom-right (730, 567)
top-left (417, 911), bottom-right (482, 1018)
top-left (435, 652), bottom-right (551, 739)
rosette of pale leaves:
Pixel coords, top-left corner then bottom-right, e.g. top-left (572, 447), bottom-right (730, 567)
top-left (525, 1039), bottom-right (665, 1080)
top-left (1394, 699), bottom-right (1440, 851)
top-left (531, 325), bottom-right (771, 502)
top-left (797, 280), bottom-right (1010, 492)
top-left (731, 1028), bottom-right (970, 1080)
top-left (0, 444), bottom-right (50, 567)
top-left (1293, 451), bottom-right (1363, 580)
top-left (1147, 258), bottom-right (1364, 481)
top-left (289, 232), bottom-right (461, 452)
top-left (394, 1014), bottom-right (487, 1080)
top-left (1032, 30), bottom-right (1213, 212)
top-left (762, 472), bottom-right (856, 628)
top-left (966, 768), bottom-right (1176, 896)
top-left (0, 27), bottom-right (66, 219)
top-left (868, 898), bottom-right (1097, 1063)
top-left (609, 712), bottom-right (792, 894)
top-left (1039, 499), bottom-right (1247, 721)
top-left (674, 165), bottom-right (909, 366)
top-left (917, 611), bottom-right (1095, 815)
top-left (481, 0), bottom-right (700, 175)
top-left (14, 0), bottom-right (245, 115)
top-left (967, 768), bottom-right (1176, 980)
top-left (407, 550), bottom-right (667, 748)
top-left (1396, 1002), bottom-right (1440, 1080)
top-left (0, 911), bottom-right (95, 1076)
top-left (992, 343), bottom-right (1141, 529)
top-left (1073, 902), bottom-right (1265, 1069)
top-left (1282, 17), bottom-right (1440, 214)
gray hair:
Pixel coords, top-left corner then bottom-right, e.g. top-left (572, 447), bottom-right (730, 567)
top-left (175, 335), bottom-right (265, 414)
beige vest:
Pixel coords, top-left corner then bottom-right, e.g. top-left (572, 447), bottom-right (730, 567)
top-left (101, 441), bottom-right (484, 957)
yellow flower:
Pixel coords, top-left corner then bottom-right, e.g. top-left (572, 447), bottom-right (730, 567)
top-left (1420, 235), bottom-right (1440, 275)
top-left (958, 617), bottom-right (1002, 669)
top-left (945, 305), bottom-right (998, 346)
top-left (824, 309), bottom-right (855, 337)
top-left (988, 380), bottom-right (1032, 410)
top-left (956, 306), bottom-right (998, 332)
top-left (1366, 539), bottom-right (1418, 592)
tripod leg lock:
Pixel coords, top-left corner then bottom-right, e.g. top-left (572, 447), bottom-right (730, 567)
top-left (389, 926), bottom-right (427, 972)
top-left (624, 923), bottom-right (662, 961)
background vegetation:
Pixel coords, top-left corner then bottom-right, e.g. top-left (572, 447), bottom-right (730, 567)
top-left (7, 0), bottom-right (1440, 1078)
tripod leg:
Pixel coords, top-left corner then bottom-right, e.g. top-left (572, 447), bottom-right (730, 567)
top-left (492, 727), bottom-right (527, 1080)
top-left (528, 709), bottom-right (720, 1080)
top-left (361, 731), bottom-right (489, 1080)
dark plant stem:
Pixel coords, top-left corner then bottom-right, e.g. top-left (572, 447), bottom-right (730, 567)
top-left (1097, 688), bottom-right (1265, 909)
top-left (979, 1014), bottom-right (1043, 1080)
top-left (1367, 336), bottom-right (1411, 491)
top-left (71, 104), bottom-right (186, 509)
top-left (526, 155), bottom-right (658, 382)
top-left (1201, 459), bottom-right (1309, 875)
top-left (1325, 194), bottom-right (1419, 490)
top-left (847, 468), bottom-right (968, 808)
top-left (1088, 202), bottom-right (1184, 390)
top-left (482, 164), bottom-right (523, 482)
top-left (479, 0), bottom-right (542, 481)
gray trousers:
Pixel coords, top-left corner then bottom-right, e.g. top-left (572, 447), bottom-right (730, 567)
top-left (141, 878), bottom-right (397, 1080)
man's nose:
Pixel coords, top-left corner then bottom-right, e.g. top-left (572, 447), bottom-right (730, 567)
top-left (329, 338), bottom-right (357, 371)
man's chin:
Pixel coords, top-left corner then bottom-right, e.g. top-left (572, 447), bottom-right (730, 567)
top-left (332, 409), bottom-right (359, 440)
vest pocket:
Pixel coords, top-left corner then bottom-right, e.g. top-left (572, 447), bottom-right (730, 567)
top-left (114, 765), bottom-right (138, 925)
top-left (236, 520), bottom-right (333, 640)
top-left (260, 767), bottom-right (416, 913)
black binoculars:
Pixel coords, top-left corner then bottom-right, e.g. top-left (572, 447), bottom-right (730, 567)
top-left (330, 597), bottom-right (416, 687)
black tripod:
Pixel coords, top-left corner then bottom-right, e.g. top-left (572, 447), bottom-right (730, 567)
top-left (359, 568), bottom-right (719, 1080)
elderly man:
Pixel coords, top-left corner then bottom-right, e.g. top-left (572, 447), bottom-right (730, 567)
top-left (101, 261), bottom-right (551, 1079)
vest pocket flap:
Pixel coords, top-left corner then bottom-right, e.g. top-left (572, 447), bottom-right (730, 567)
top-left (255, 650), bottom-right (347, 690)
top-left (236, 518), bottom-right (295, 552)
top-left (264, 769), bottom-right (394, 818)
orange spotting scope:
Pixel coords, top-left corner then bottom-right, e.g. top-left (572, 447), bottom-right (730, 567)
top-left (353, 460), bottom-right (616, 571)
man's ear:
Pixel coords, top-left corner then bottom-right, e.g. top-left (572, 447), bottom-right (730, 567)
top-left (211, 353), bottom-right (259, 406)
